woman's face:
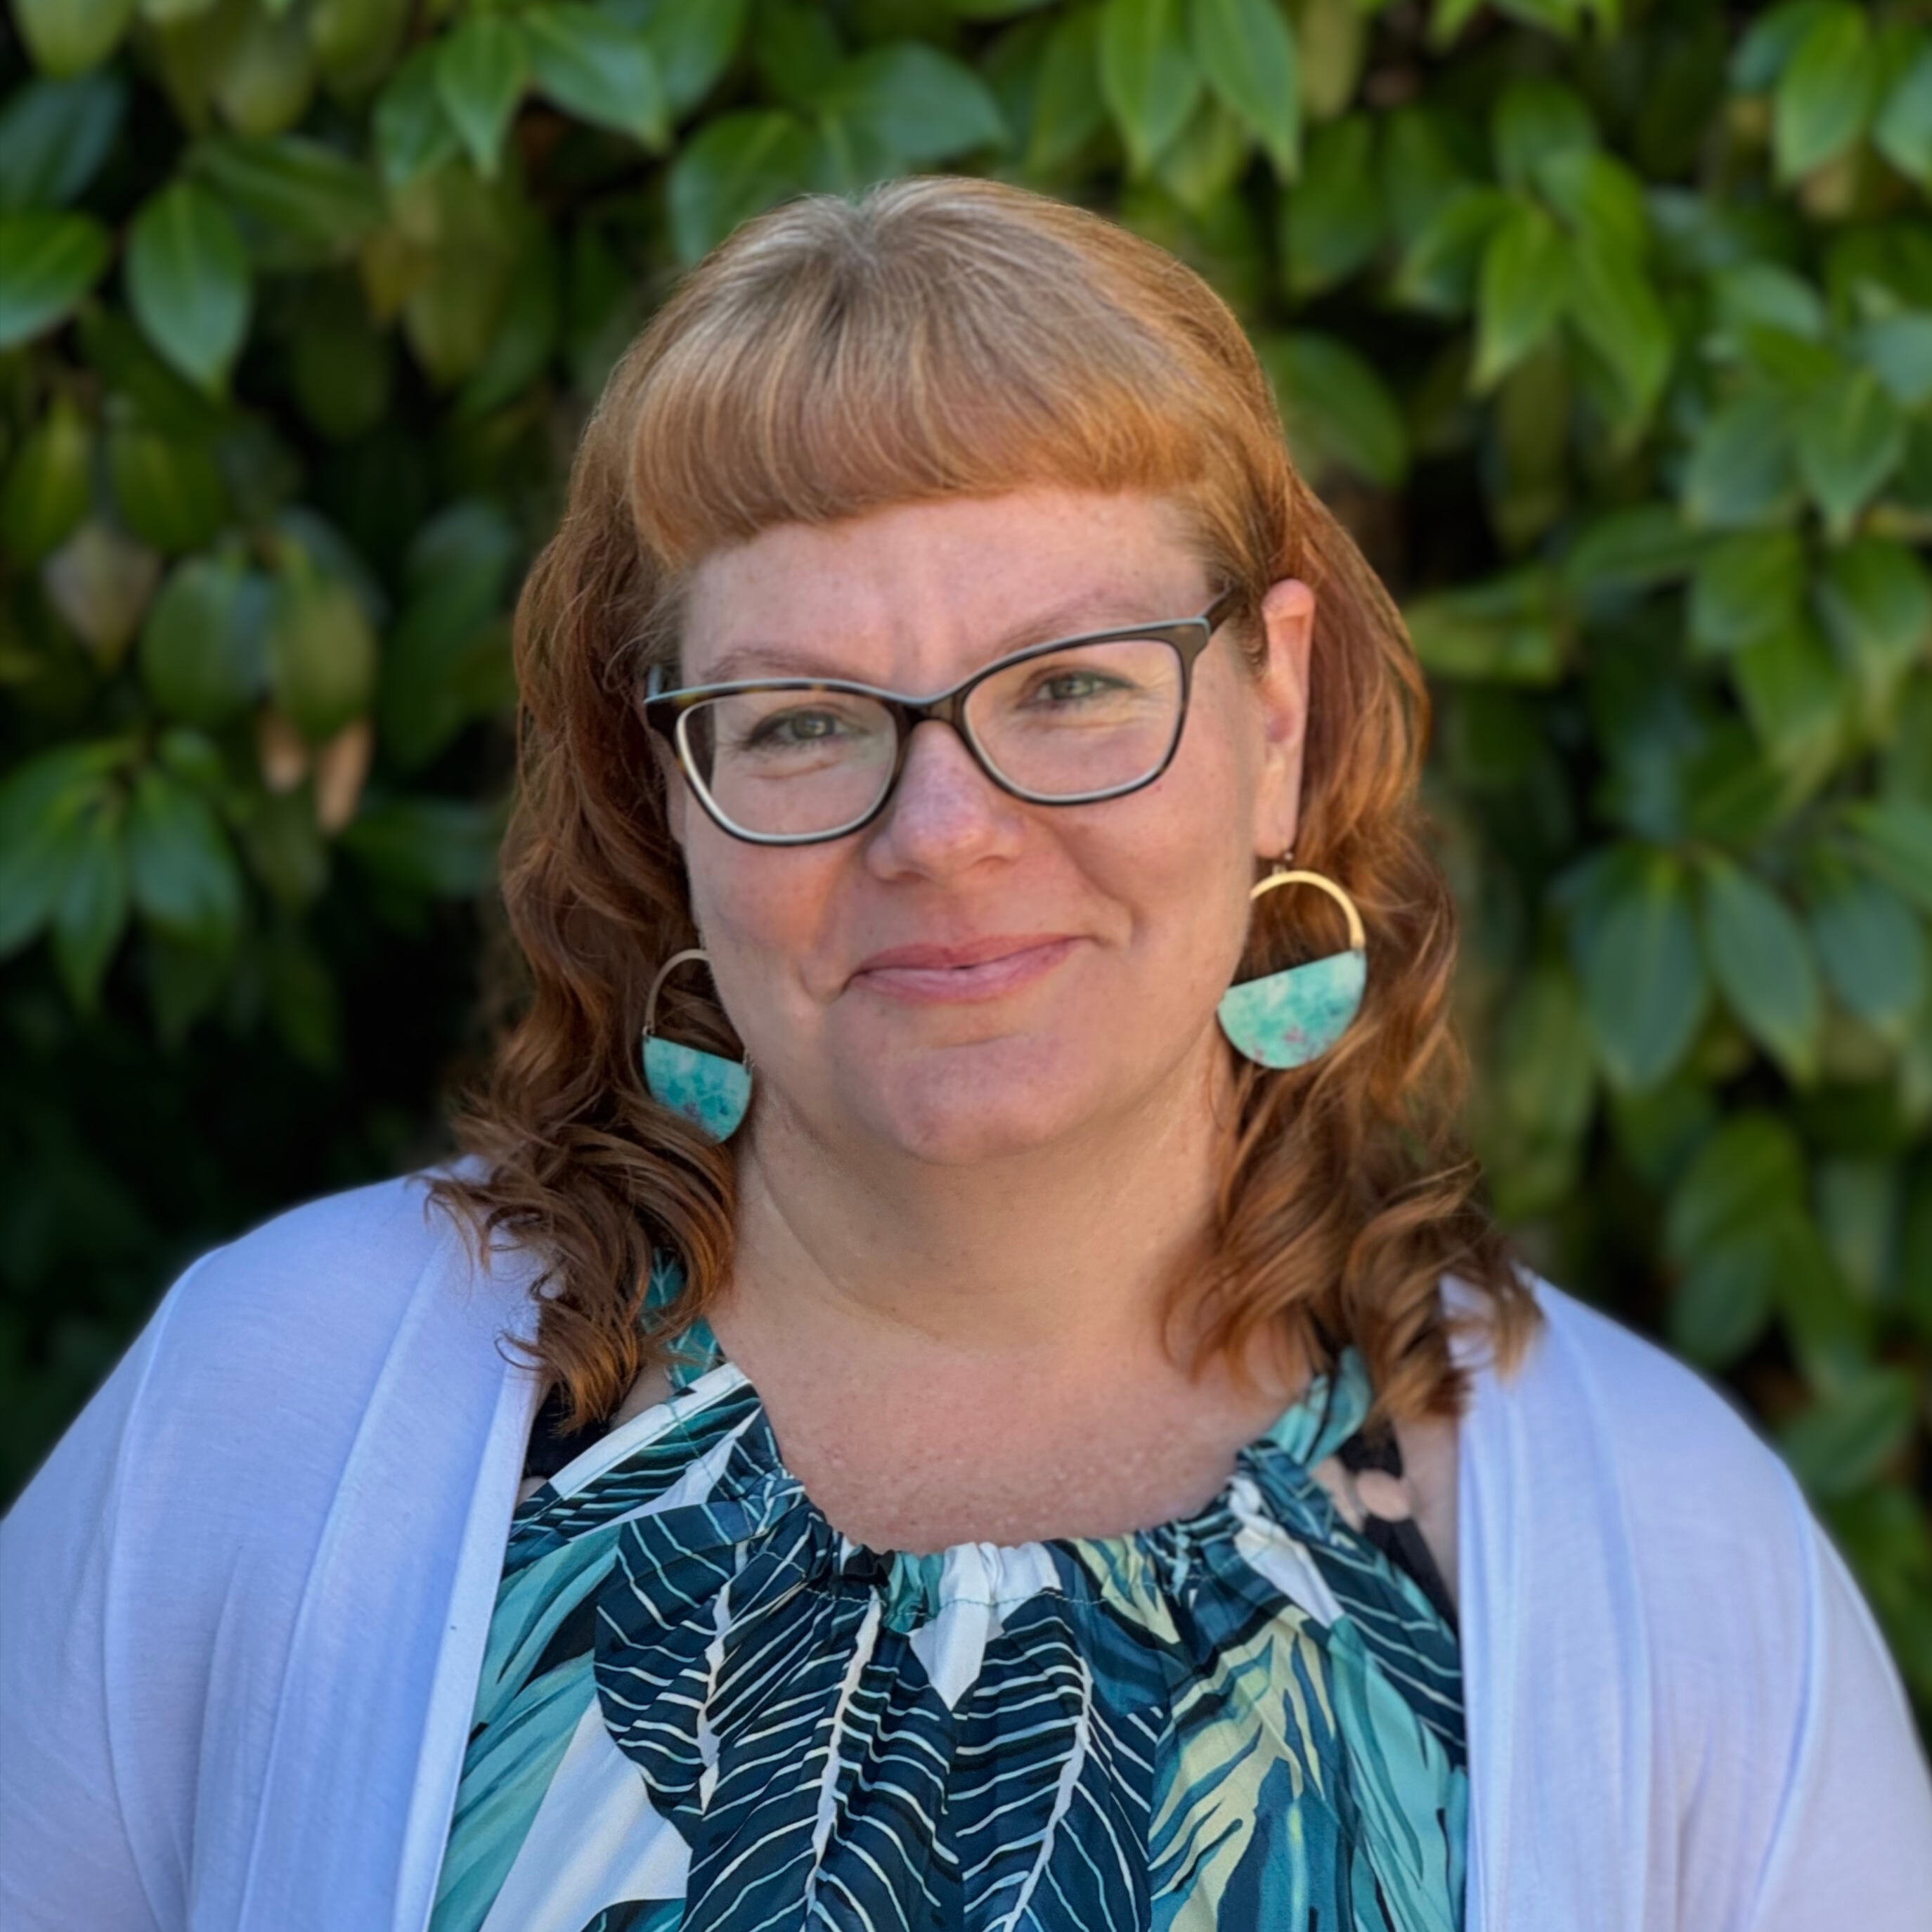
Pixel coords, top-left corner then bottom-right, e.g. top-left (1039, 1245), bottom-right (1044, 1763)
top-left (666, 486), bottom-right (1313, 1166)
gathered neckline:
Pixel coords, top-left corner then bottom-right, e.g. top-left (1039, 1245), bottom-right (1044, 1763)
top-left (527, 1311), bottom-right (1373, 1571)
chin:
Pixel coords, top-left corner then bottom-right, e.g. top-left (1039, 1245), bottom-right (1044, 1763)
top-left (843, 1039), bottom-right (1104, 1167)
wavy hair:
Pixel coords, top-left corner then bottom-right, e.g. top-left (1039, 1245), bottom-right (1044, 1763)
top-left (436, 176), bottom-right (1537, 1433)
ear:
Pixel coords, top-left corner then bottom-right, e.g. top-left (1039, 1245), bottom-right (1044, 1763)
top-left (638, 694), bottom-right (692, 850)
top-left (1248, 576), bottom-right (1314, 860)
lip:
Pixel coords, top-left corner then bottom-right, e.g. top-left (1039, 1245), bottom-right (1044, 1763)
top-left (848, 934), bottom-right (1084, 1003)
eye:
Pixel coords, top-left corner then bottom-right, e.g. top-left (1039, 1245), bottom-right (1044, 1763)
top-left (1020, 666), bottom-right (1134, 707)
top-left (747, 710), bottom-right (843, 746)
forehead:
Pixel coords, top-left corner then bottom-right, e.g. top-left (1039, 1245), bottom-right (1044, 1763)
top-left (678, 488), bottom-right (1208, 687)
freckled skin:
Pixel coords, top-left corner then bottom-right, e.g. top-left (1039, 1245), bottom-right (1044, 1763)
top-left (642, 486), bottom-right (1455, 1579)
top-left (669, 488), bottom-right (1301, 1172)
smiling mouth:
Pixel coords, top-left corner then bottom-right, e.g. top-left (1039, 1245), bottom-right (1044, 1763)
top-left (848, 936), bottom-right (1083, 1004)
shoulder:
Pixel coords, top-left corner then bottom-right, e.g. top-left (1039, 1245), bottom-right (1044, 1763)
top-left (157, 1165), bottom-right (484, 1340)
top-left (1455, 1268), bottom-right (1843, 1672)
top-left (19, 1165), bottom-right (540, 1550)
top-left (1452, 1269), bottom-right (1932, 1918)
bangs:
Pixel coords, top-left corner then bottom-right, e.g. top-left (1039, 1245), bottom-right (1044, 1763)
top-left (621, 180), bottom-right (1276, 576)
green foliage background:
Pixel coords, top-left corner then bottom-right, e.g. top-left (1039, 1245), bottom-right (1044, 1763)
top-left (2, 0), bottom-right (1930, 1714)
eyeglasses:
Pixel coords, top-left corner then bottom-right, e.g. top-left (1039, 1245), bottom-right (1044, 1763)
top-left (643, 589), bottom-right (1240, 846)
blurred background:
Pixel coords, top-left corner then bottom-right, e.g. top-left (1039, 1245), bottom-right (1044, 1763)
top-left (1, 0), bottom-right (1928, 1721)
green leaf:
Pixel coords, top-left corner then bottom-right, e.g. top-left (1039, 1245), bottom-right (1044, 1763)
top-left (266, 551), bottom-right (378, 742)
top-left (1026, 4), bottom-right (1107, 174)
top-left (341, 796), bottom-right (503, 897)
top-left (1685, 725), bottom-right (1797, 846)
top-left (209, 4), bottom-right (316, 141)
top-left (1098, 0), bottom-right (1200, 176)
top-left (290, 278), bottom-right (395, 443)
top-left (1709, 261), bottom-right (1827, 348)
top-left (1562, 505), bottom-right (1712, 593)
top-left (1687, 530), bottom-right (1806, 656)
top-left (1850, 314), bottom-right (1932, 409)
top-left (125, 767), bottom-right (243, 951)
top-left (1732, 621), bottom-right (1846, 789)
top-left (812, 45), bottom-right (1006, 165)
top-left (0, 391), bottom-right (93, 565)
top-left (377, 500), bottom-right (518, 770)
top-left (436, 15), bottom-right (529, 180)
top-left (125, 181), bottom-right (251, 396)
top-left (667, 110), bottom-right (815, 264)
top-left (1403, 567), bottom-right (1563, 683)
top-left (1153, 97), bottom-right (1249, 215)
top-left (13, 0), bottom-right (138, 79)
top-left (1190, 0), bottom-right (1299, 179)
top-left (139, 552), bottom-right (268, 728)
top-left (108, 426), bottom-right (227, 555)
top-left (1796, 365), bottom-right (1906, 540)
top-left (639, 0), bottom-right (750, 119)
top-left (1817, 537), bottom-right (1932, 722)
top-left (1281, 115), bottom-right (1379, 299)
top-left (51, 800), bottom-right (129, 1010)
top-left (1668, 1224), bottom-right (1780, 1369)
top-left (1805, 855), bottom-right (1928, 1042)
top-left (1491, 77), bottom-right (1596, 195)
top-left (456, 231), bottom-right (561, 420)
top-left (525, 6), bottom-right (668, 150)
top-left (374, 46), bottom-right (462, 190)
top-left (1842, 798), bottom-right (1932, 916)
top-left (1664, 1109), bottom-right (1806, 1264)
top-left (307, 0), bottom-right (412, 92)
top-left (0, 74), bottom-right (127, 213)
top-left (1378, 105), bottom-right (1481, 252)
top-left (1774, 3), bottom-right (1880, 184)
top-left (1779, 1367), bottom-right (1918, 1499)
top-left (1534, 148), bottom-right (1646, 259)
top-left (0, 209), bottom-right (111, 350)
top-left (1471, 200), bottom-right (1568, 394)
top-left (188, 137), bottom-right (385, 256)
top-left (1697, 853), bottom-right (1822, 1082)
top-left (1579, 848), bottom-right (1709, 1092)
top-left (1874, 39), bottom-right (1932, 187)
top-left (1566, 236), bottom-right (1672, 427)
top-left (1261, 331), bottom-right (1408, 490)
top-left (1498, 961), bottom-right (1595, 1138)
top-left (1389, 185), bottom-right (1509, 315)
top-left (1732, 0), bottom-right (1834, 94)
top-left (0, 743), bottom-right (120, 958)
top-left (1683, 387), bottom-right (1803, 531)
top-left (751, 1), bottom-right (843, 110)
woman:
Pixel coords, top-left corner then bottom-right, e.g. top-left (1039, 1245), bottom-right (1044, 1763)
top-left (3, 177), bottom-right (1928, 1932)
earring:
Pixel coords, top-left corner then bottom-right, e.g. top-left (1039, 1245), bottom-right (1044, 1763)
top-left (1217, 855), bottom-right (1367, 1069)
top-left (641, 949), bottom-right (751, 1141)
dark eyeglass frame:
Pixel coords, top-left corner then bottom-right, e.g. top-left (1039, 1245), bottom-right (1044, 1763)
top-left (642, 588), bottom-right (1243, 847)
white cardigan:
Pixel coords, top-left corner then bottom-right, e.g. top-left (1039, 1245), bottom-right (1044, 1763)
top-left (2, 1172), bottom-right (1928, 1930)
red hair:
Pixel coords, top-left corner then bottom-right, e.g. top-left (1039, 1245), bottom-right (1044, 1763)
top-left (436, 176), bottom-right (1536, 1430)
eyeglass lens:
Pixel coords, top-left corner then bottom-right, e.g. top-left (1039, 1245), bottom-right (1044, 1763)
top-left (677, 634), bottom-right (1186, 839)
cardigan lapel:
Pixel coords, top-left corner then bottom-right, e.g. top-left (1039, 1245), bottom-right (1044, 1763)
top-left (235, 1202), bottom-right (545, 1932)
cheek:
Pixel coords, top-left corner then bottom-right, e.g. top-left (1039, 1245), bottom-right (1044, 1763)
top-left (683, 834), bottom-right (849, 1012)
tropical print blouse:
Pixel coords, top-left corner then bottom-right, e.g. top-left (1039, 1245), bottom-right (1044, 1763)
top-left (429, 1285), bottom-right (1466, 1932)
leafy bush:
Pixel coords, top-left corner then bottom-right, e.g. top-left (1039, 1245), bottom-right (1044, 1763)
top-left (1, 0), bottom-right (1928, 1708)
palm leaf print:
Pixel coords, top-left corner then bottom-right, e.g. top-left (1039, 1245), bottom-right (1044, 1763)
top-left (439, 1344), bottom-right (1467, 1932)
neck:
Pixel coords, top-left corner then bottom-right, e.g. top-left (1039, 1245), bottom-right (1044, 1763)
top-left (720, 1044), bottom-right (1238, 1380)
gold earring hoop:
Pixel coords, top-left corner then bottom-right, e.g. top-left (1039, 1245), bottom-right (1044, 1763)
top-left (1217, 853), bottom-right (1368, 1068)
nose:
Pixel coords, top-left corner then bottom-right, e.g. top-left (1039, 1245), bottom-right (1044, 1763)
top-left (863, 718), bottom-right (1025, 879)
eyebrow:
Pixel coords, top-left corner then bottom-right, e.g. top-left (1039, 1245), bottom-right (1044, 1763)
top-left (689, 590), bottom-right (1198, 688)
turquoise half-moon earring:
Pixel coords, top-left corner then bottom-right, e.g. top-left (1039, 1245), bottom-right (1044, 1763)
top-left (641, 948), bottom-right (752, 1141)
top-left (1217, 856), bottom-right (1368, 1068)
